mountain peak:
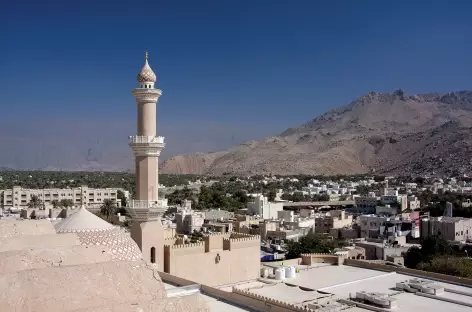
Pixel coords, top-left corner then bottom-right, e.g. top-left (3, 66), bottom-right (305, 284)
top-left (160, 89), bottom-right (472, 176)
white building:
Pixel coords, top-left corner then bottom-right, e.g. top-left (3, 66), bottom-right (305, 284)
top-left (247, 195), bottom-right (284, 220)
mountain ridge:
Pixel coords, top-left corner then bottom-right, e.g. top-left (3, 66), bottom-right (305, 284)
top-left (159, 90), bottom-right (472, 176)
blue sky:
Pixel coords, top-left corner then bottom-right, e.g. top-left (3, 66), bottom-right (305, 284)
top-left (0, 0), bottom-right (471, 169)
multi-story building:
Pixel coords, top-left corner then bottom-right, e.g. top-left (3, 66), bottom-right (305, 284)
top-left (1, 186), bottom-right (122, 209)
top-left (380, 195), bottom-right (408, 212)
top-left (408, 195), bottom-right (421, 210)
top-left (315, 210), bottom-right (353, 234)
top-left (358, 215), bottom-right (389, 238)
top-left (175, 208), bottom-right (205, 234)
top-left (247, 195), bottom-right (284, 219)
top-left (354, 194), bottom-right (378, 210)
top-left (421, 217), bottom-right (472, 242)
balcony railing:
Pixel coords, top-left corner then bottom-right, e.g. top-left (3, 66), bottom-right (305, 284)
top-left (128, 136), bottom-right (165, 144)
top-left (129, 199), bottom-right (167, 209)
top-left (127, 199), bottom-right (167, 221)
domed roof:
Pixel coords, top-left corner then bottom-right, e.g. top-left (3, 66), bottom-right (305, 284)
top-left (54, 207), bottom-right (115, 233)
top-left (54, 207), bottom-right (142, 261)
top-left (137, 51), bottom-right (157, 83)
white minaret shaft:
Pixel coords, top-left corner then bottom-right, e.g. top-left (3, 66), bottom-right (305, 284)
top-left (129, 51), bottom-right (165, 207)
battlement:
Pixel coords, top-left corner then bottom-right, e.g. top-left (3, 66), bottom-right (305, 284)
top-left (202, 232), bottom-right (230, 237)
top-left (228, 232), bottom-right (260, 242)
top-left (300, 253), bottom-right (343, 266)
top-left (232, 287), bottom-right (316, 312)
top-left (166, 242), bottom-right (204, 249)
top-left (301, 253), bottom-right (336, 257)
top-left (222, 233), bottom-right (260, 251)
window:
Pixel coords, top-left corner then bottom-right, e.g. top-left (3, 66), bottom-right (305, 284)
top-left (150, 247), bottom-right (156, 264)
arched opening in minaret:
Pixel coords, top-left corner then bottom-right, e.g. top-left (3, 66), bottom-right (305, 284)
top-left (150, 247), bottom-right (156, 263)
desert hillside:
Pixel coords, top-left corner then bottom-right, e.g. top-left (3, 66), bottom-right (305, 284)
top-left (159, 90), bottom-right (472, 176)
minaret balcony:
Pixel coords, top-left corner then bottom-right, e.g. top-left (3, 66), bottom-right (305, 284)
top-left (129, 135), bottom-right (165, 144)
top-left (129, 136), bottom-right (165, 157)
top-left (132, 88), bottom-right (162, 104)
top-left (126, 200), bottom-right (167, 222)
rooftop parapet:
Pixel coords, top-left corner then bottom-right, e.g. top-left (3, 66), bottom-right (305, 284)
top-left (232, 287), bottom-right (319, 312)
top-left (228, 232), bottom-right (260, 241)
top-left (300, 253), bottom-right (343, 266)
top-left (165, 241), bottom-right (205, 249)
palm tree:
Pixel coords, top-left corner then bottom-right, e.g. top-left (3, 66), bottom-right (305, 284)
top-left (100, 199), bottom-right (116, 219)
top-left (28, 195), bottom-right (42, 209)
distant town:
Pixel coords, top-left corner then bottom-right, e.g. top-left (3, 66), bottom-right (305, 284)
top-left (2, 171), bottom-right (472, 271)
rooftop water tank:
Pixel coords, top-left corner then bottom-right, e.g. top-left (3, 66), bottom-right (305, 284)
top-left (285, 266), bottom-right (296, 279)
top-left (260, 268), bottom-right (269, 278)
top-left (275, 268), bottom-right (286, 280)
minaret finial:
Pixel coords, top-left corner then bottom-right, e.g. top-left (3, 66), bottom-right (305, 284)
top-left (145, 51), bottom-right (149, 61)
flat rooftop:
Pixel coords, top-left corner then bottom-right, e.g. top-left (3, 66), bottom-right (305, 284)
top-left (201, 293), bottom-right (253, 312)
top-left (239, 264), bottom-right (472, 311)
top-left (164, 282), bottom-right (253, 311)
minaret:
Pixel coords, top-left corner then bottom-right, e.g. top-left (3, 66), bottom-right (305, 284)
top-left (127, 52), bottom-right (166, 269)
top-left (129, 51), bottom-right (164, 202)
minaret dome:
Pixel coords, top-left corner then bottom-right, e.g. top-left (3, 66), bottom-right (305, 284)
top-left (137, 51), bottom-right (157, 86)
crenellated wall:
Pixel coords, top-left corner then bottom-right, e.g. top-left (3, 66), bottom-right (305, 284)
top-left (164, 232), bottom-right (260, 286)
top-left (300, 253), bottom-right (343, 266)
top-left (231, 287), bottom-right (317, 312)
top-left (224, 232), bottom-right (261, 251)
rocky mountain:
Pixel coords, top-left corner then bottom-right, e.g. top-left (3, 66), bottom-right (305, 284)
top-left (159, 90), bottom-right (472, 176)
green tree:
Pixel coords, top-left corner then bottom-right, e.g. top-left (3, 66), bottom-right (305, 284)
top-left (28, 195), bottom-right (42, 209)
top-left (100, 199), bottom-right (117, 219)
top-left (404, 246), bottom-right (424, 269)
top-left (60, 199), bottom-right (74, 208)
top-left (267, 190), bottom-right (277, 202)
top-left (285, 233), bottom-right (344, 259)
top-left (117, 190), bottom-right (127, 207)
top-left (51, 199), bottom-right (59, 208)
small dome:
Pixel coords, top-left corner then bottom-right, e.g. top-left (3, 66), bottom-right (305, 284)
top-left (54, 207), bottom-right (142, 261)
top-left (54, 207), bottom-right (115, 232)
top-left (137, 51), bottom-right (157, 83)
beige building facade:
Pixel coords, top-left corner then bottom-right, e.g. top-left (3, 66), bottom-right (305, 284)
top-left (1, 185), bottom-right (122, 209)
top-left (315, 210), bottom-right (352, 234)
top-left (421, 217), bottom-right (472, 242)
top-left (164, 232), bottom-right (260, 286)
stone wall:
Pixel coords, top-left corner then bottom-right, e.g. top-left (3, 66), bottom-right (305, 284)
top-left (164, 232), bottom-right (260, 286)
top-left (300, 253), bottom-right (343, 266)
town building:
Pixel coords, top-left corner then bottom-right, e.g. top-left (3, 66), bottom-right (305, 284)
top-left (354, 194), bottom-right (378, 210)
top-left (421, 216), bottom-right (472, 242)
top-left (0, 185), bottom-right (123, 209)
top-left (175, 207), bottom-right (205, 234)
top-left (247, 194), bottom-right (284, 219)
top-left (315, 210), bottom-right (353, 234)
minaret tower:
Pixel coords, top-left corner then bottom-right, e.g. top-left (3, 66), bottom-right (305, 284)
top-left (127, 52), bottom-right (166, 268)
top-left (129, 51), bottom-right (164, 203)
